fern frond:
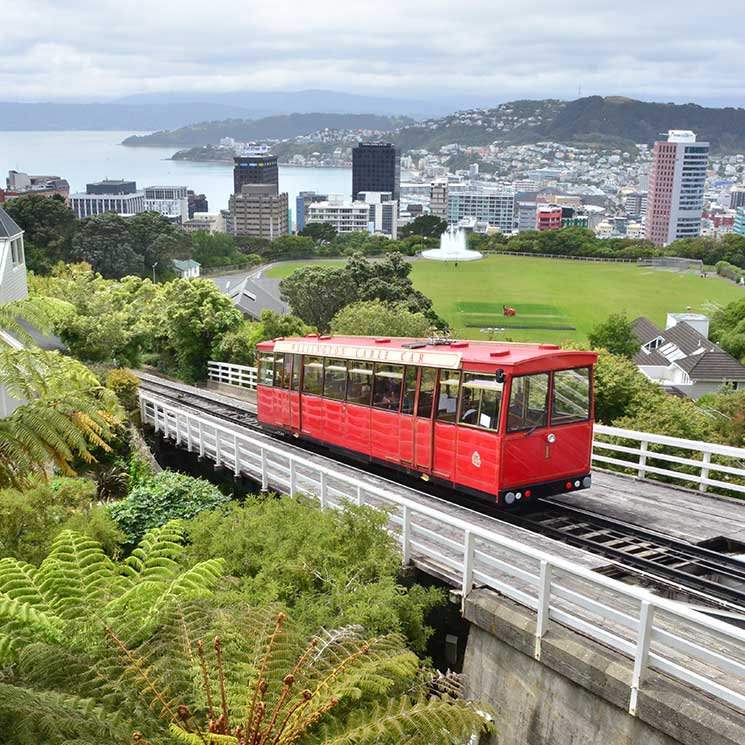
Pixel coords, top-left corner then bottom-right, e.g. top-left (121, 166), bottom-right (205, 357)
top-left (122, 521), bottom-right (187, 581)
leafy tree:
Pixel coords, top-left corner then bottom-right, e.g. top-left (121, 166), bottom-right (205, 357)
top-left (186, 496), bottom-right (443, 652)
top-left (264, 234), bottom-right (316, 261)
top-left (0, 478), bottom-right (108, 564)
top-left (71, 212), bottom-right (143, 279)
top-left (299, 221), bottom-right (337, 243)
top-left (399, 215), bottom-right (448, 239)
top-left (190, 231), bottom-right (251, 268)
top-left (279, 265), bottom-right (356, 332)
top-left (710, 296), bottom-right (745, 363)
top-left (331, 300), bottom-right (432, 338)
top-left (105, 368), bottom-right (140, 413)
top-left (3, 194), bottom-right (75, 273)
top-left (212, 310), bottom-right (313, 366)
top-left (0, 296), bottom-right (123, 488)
top-left (108, 471), bottom-right (232, 545)
top-left (697, 387), bottom-right (745, 447)
top-left (126, 211), bottom-right (191, 278)
top-left (588, 312), bottom-right (639, 358)
top-left (153, 278), bottom-right (243, 381)
top-left (29, 264), bottom-right (160, 365)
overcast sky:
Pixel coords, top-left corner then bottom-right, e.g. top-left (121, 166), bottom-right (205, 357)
top-left (4, 0), bottom-right (745, 107)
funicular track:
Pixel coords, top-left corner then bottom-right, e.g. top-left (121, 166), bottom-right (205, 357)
top-left (138, 373), bottom-right (745, 615)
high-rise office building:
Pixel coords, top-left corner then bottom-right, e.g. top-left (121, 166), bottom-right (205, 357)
top-left (187, 191), bottom-right (209, 218)
top-left (233, 146), bottom-right (279, 195)
top-left (430, 180), bottom-right (448, 220)
top-left (730, 186), bottom-right (745, 210)
top-left (352, 143), bottom-right (400, 203)
top-left (645, 130), bottom-right (709, 246)
top-left (624, 191), bottom-right (648, 219)
top-left (735, 207), bottom-right (745, 237)
top-left (70, 179), bottom-right (145, 218)
top-left (447, 187), bottom-right (515, 232)
top-left (229, 184), bottom-right (288, 239)
top-left (144, 185), bottom-right (189, 224)
top-left (536, 204), bottom-right (563, 231)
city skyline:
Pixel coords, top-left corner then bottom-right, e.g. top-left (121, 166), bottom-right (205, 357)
top-left (4, 1), bottom-right (745, 107)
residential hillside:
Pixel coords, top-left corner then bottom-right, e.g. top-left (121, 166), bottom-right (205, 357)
top-left (122, 113), bottom-right (413, 147)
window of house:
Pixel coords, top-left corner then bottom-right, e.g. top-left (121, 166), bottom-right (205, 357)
top-left (372, 363), bottom-right (404, 411)
top-left (10, 237), bottom-right (24, 267)
top-left (459, 373), bottom-right (503, 431)
top-left (436, 371), bottom-right (461, 423)
top-left (302, 356), bottom-right (324, 395)
top-left (551, 368), bottom-right (591, 425)
top-left (324, 358), bottom-right (347, 401)
top-left (507, 373), bottom-right (549, 432)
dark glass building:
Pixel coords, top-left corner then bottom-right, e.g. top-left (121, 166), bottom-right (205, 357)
top-left (233, 153), bottom-right (279, 195)
top-left (86, 179), bottom-right (137, 195)
top-left (352, 143), bottom-right (400, 203)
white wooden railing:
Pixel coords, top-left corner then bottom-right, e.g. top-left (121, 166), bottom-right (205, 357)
top-left (207, 361), bottom-right (257, 389)
top-left (205, 361), bottom-right (745, 499)
top-left (594, 425), bottom-right (745, 496)
top-left (140, 389), bottom-right (745, 717)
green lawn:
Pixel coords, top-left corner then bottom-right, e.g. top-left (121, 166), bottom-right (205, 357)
top-left (266, 256), bottom-right (744, 345)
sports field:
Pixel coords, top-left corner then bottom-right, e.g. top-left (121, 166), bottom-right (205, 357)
top-left (265, 255), bottom-right (744, 345)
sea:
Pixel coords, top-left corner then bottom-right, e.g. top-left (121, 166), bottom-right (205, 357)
top-left (0, 131), bottom-right (353, 214)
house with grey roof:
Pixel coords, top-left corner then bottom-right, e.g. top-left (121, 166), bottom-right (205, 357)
top-left (632, 312), bottom-right (745, 399)
top-left (0, 206), bottom-right (28, 416)
top-left (172, 258), bottom-right (201, 279)
top-left (224, 276), bottom-right (288, 320)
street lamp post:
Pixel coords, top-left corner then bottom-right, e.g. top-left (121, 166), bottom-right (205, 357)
top-left (152, 262), bottom-right (158, 283)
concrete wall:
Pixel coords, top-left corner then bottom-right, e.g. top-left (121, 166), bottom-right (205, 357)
top-left (462, 589), bottom-right (745, 745)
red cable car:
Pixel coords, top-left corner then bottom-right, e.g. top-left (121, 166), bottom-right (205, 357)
top-left (255, 335), bottom-right (598, 507)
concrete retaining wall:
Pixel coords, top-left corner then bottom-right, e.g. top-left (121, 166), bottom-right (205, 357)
top-left (462, 589), bottom-right (745, 745)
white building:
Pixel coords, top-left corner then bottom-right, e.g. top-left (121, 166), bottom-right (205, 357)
top-left (144, 185), bottom-right (189, 224)
top-left (358, 191), bottom-right (398, 238)
top-left (0, 207), bottom-right (28, 416)
top-left (70, 189), bottom-right (146, 218)
top-left (183, 212), bottom-right (227, 233)
top-left (448, 187), bottom-right (515, 232)
top-left (516, 201), bottom-right (537, 233)
top-left (172, 259), bottom-right (201, 279)
top-left (307, 195), bottom-right (370, 234)
top-left (645, 130), bottom-right (709, 246)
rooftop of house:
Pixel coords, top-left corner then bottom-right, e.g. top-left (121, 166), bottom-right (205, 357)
top-left (0, 207), bottom-right (22, 239)
top-left (632, 316), bottom-right (745, 382)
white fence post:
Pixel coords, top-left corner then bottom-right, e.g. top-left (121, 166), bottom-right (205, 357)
top-left (198, 421), bottom-right (204, 458)
top-left (289, 458), bottom-right (296, 495)
top-left (260, 448), bottom-right (268, 491)
top-left (233, 434), bottom-right (240, 477)
top-left (461, 530), bottom-right (475, 610)
top-left (402, 505), bottom-right (411, 565)
top-left (629, 600), bottom-right (655, 716)
top-left (700, 451), bottom-right (711, 493)
top-left (638, 439), bottom-right (648, 480)
top-left (319, 471), bottom-right (327, 509)
top-left (534, 560), bottom-right (552, 660)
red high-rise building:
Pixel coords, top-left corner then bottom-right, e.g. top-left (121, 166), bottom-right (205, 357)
top-left (536, 204), bottom-right (563, 231)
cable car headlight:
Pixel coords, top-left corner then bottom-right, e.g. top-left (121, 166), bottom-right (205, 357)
top-left (504, 492), bottom-right (516, 505)
top-left (546, 433), bottom-right (557, 444)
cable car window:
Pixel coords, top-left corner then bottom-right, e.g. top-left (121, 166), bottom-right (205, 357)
top-left (401, 367), bottom-right (418, 415)
top-left (551, 367), bottom-right (591, 425)
top-left (436, 371), bottom-right (461, 423)
top-left (417, 367), bottom-right (437, 418)
top-left (302, 356), bottom-right (324, 395)
top-left (347, 361), bottom-right (373, 405)
top-left (459, 373), bottom-right (503, 431)
top-left (274, 354), bottom-right (286, 388)
top-left (507, 373), bottom-right (549, 432)
top-left (324, 358), bottom-right (347, 401)
top-left (372, 364), bottom-right (404, 411)
top-left (280, 354), bottom-right (293, 390)
top-left (258, 353), bottom-right (275, 387)
top-left (291, 354), bottom-right (301, 390)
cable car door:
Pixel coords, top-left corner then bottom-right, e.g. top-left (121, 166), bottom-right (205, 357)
top-left (414, 367), bottom-right (437, 471)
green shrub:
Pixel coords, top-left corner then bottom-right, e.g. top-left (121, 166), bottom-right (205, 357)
top-left (108, 471), bottom-right (231, 543)
top-left (105, 367), bottom-right (140, 412)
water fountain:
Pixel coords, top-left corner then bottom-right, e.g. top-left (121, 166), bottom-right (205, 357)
top-left (421, 226), bottom-right (483, 262)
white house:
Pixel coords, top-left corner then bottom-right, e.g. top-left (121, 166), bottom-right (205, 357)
top-left (632, 313), bottom-right (745, 399)
top-left (172, 259), bottom-right (201, 279)
top-left (0, 207), bottom-right (28, 416)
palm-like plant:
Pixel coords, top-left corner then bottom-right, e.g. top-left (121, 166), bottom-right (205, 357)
top-left (0, 295), bottom-right (123, 487)
top-left (0, 525), bottom-right (492, 745)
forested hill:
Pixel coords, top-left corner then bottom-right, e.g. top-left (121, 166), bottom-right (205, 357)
top-left (394, 97), bottom-right (745, 154)
top-left (122, 113), bottom-right (412, 146)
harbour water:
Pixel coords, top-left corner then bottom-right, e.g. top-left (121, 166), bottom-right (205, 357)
top-left (0, 131), bottom-right (352, 214)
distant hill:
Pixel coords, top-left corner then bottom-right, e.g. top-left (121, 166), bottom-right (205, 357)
top-left (122, 113), bottom-right (412, 147)
top-left (0, 102), bottom-right (252, 132)
top-left (393, 97), bottom-right (745, 154)
top-left (0, 90), bottom-right (447, 132)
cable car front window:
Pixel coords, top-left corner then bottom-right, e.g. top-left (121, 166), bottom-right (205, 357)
top-left (459, 373), bottom-right (503, 431)
top-left (551, 367), bottom-right (591, 424)
top-left (507, 373), bottom-right (549, 432)
top-left (258, 353), bottom-right (275, 387)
